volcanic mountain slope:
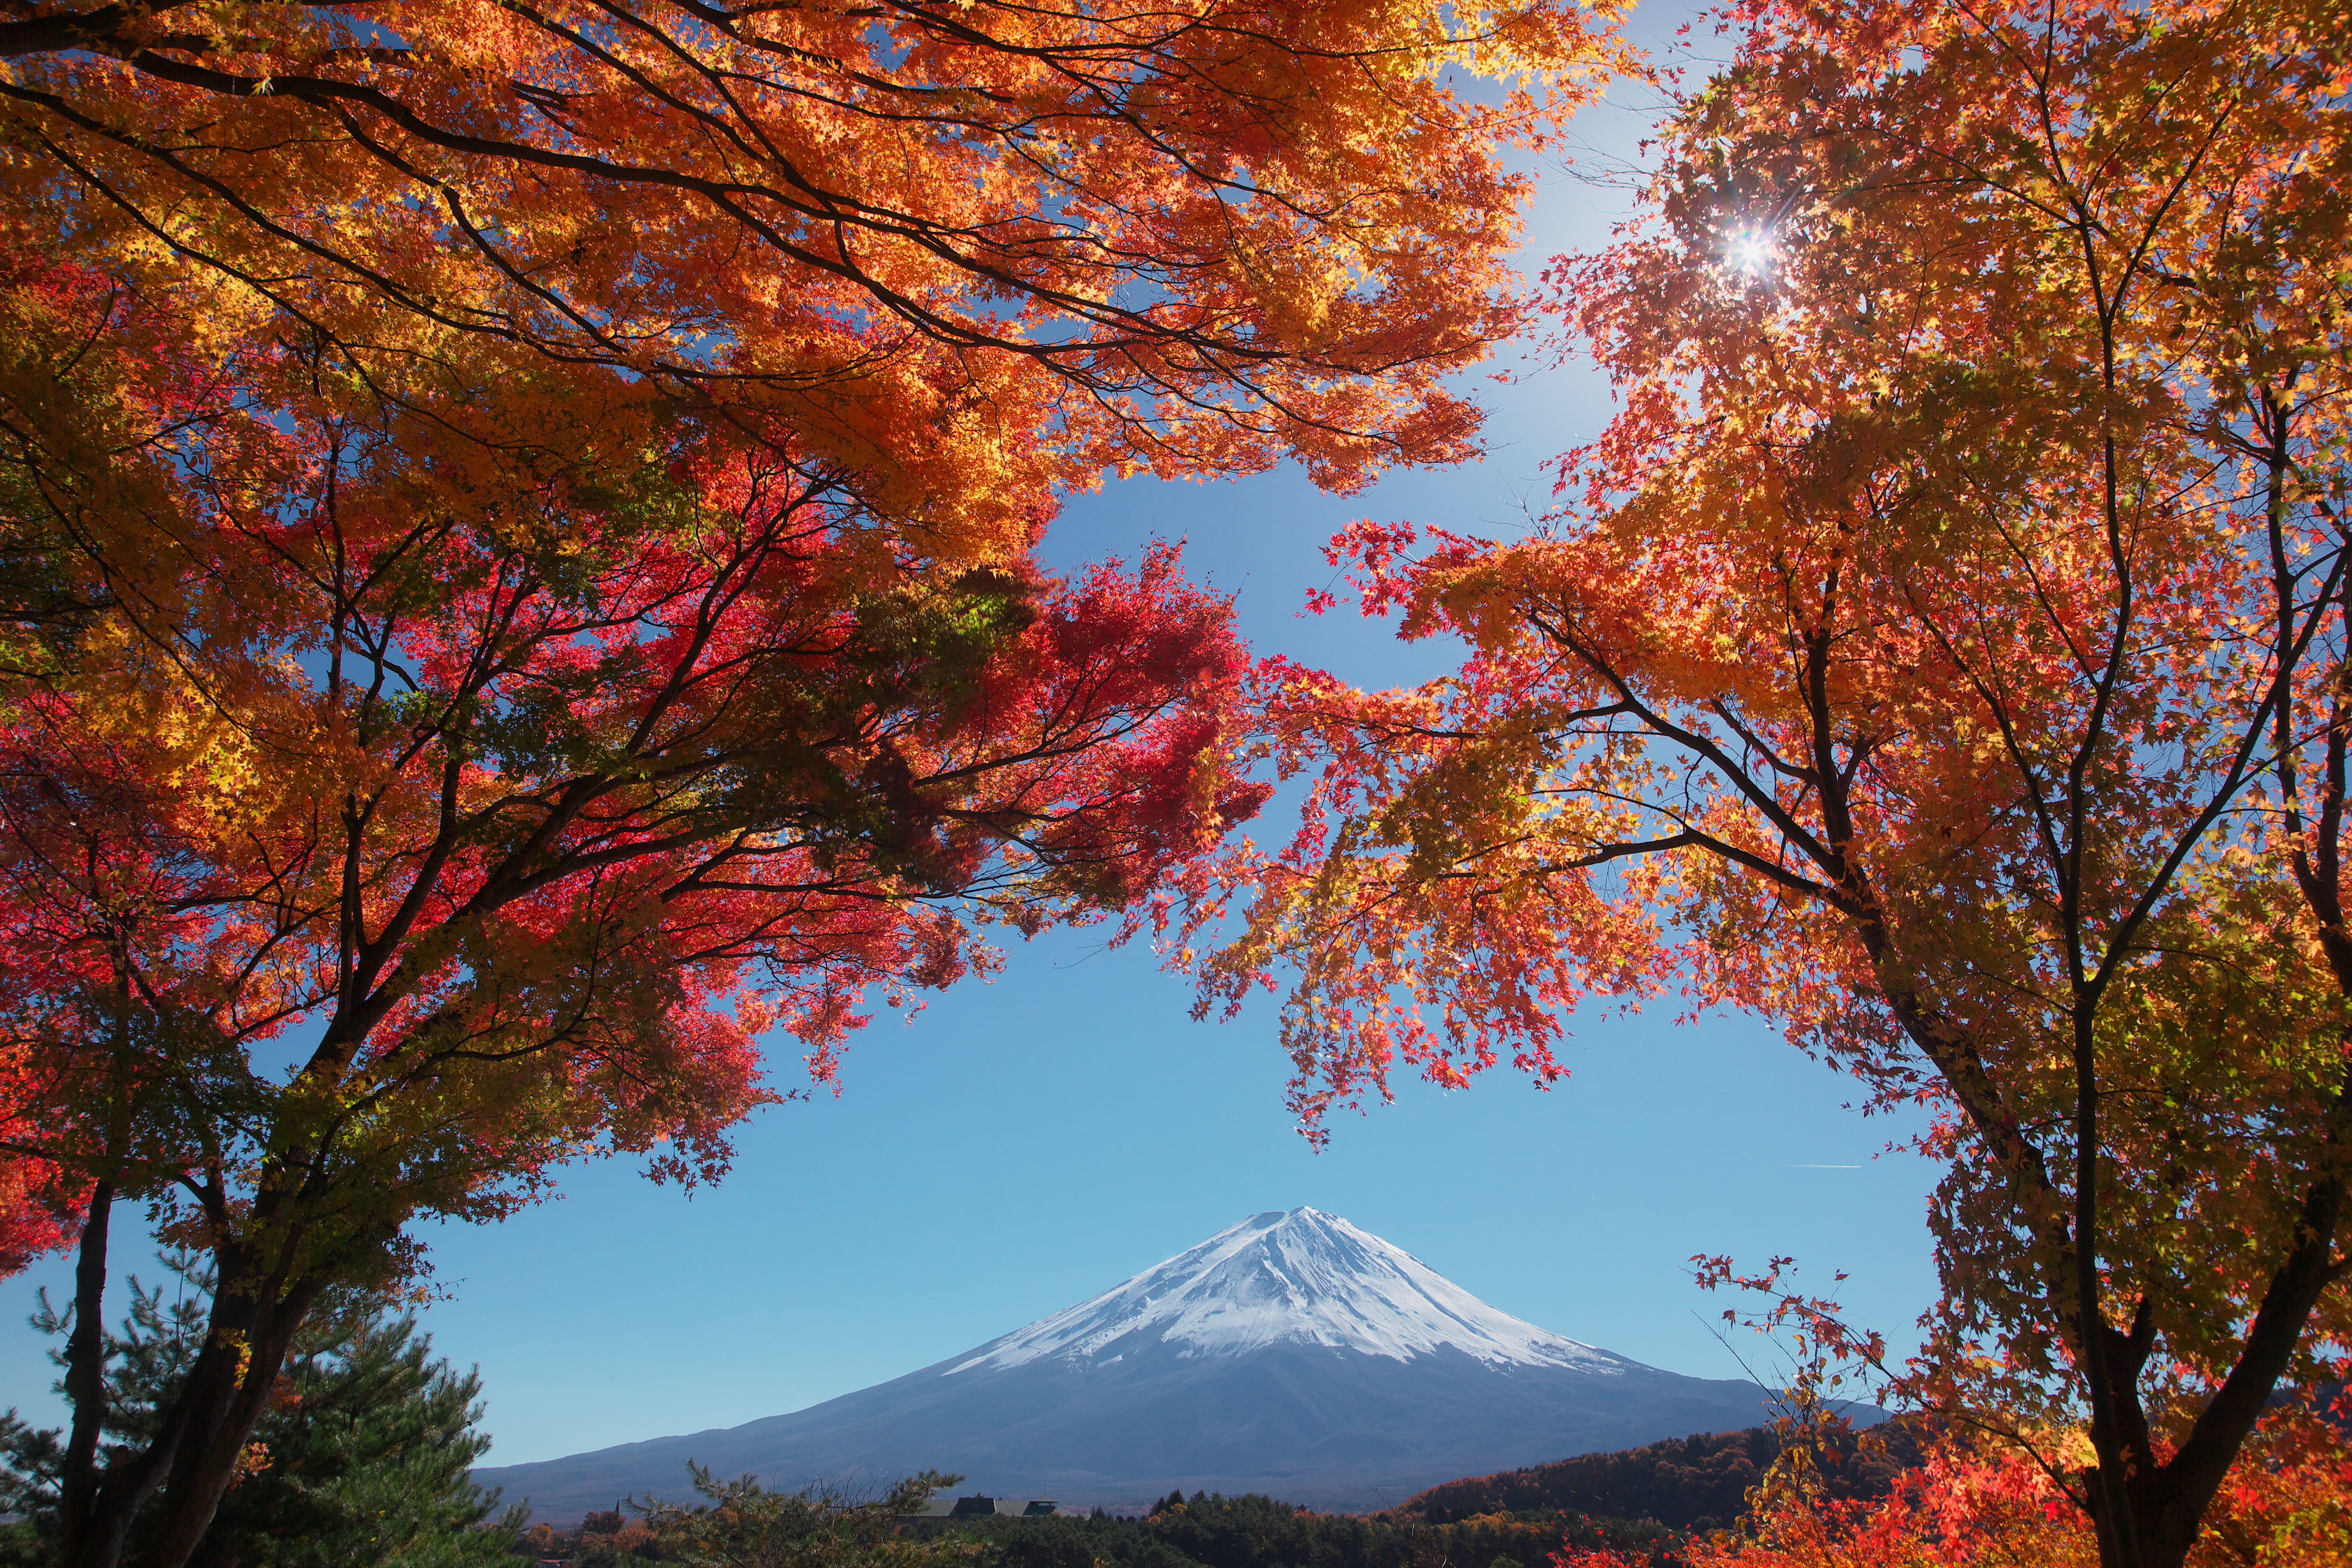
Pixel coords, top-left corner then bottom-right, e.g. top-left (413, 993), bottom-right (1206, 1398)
top-left (476, 1208), bottom-right (1796, 1520)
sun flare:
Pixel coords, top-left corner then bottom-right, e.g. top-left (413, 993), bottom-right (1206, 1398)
top-left (1726, 230), bottom-right (1773, 274)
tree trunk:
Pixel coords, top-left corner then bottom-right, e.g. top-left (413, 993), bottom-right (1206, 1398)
top-left (57, 1185), bottom-right (123, 1568)
top-left (55, 1248), bottom-right (323, 1568)
top-left (132, 1277), bottom-right (322, 1568)
top-left (2083, 1165), bottom-right (2350, 1568)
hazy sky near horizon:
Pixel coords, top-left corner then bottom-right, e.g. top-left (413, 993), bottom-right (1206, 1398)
top-left (0, 1), bottom-right (1947, 1474)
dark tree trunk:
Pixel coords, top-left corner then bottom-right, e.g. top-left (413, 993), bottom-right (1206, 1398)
top-left (2081, 1162), bottom-right (2350, 1568)
top-left (124, 1257), bottom-right (327, 1568)
top-left (57, 1185), bottom-right (121, 1568)
top-left (54, 1216), bottom-right (330, 1568)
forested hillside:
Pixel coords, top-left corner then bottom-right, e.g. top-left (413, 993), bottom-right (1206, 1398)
top-left (910, 1492), bottom-right (1686, 1568)
top-left (1382, 1423), bottom-right (1929, 1532)
top-left (531, 1484), bottom-right (1685, 1568)
top-left (523, 1421), bottom-right (1934, 1566)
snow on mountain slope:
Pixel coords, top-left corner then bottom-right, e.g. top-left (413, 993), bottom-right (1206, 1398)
top-left (950, 1207), bottom-right (1625, 1374)
top-left (477, 1206), bottom-right (1803, 1522)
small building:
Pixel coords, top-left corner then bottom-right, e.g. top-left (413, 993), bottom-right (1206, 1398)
top-left (905, 1495), bottom-right (1063, 1519)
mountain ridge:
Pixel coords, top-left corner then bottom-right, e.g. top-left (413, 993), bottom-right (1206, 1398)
top-left (477, 1208), bottom-right (1803, 1522)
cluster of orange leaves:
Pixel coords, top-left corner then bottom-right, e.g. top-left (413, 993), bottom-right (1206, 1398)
top-left (0, 0), bottom-right (1630, 540)
top-left (1547, 1406), bottom-right (2352, 1568)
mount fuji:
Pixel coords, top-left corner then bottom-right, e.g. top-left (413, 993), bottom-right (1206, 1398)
top-left (477, 1208), bottom-right (1796, 1519)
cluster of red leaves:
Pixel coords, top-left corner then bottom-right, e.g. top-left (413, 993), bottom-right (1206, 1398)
top-left (0, 1145), bottom-right (75, 1274)
top-left (0, 228), bottom-right (1264, 1273)
top-left (1547, 1399), bottom-right (2352, 1568)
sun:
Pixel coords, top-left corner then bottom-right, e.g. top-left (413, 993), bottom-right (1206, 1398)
top-left (1726, 230), bottom-right (1774, 275)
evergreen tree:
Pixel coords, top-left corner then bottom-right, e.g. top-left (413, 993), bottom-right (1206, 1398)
top-left (640, 1465), bottom-right (988, 1568)
top-left (0, 1259), bottom-right (523, 1567)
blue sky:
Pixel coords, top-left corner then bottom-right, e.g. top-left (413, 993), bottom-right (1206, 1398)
top-left (0, 3), bottom-right (1945, 1477)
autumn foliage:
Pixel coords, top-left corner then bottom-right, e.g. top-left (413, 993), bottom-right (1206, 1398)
top-left (1189, 0), bottom-right (2352, 1565)
top-left (0, 4), bottom-right (1636, 1565)
top-left (0, 0), bottom-right (1624, 528)
top-left (0, 225), bottom-right (1274, 1565)
top-left (1541, 1398), bottom-right (2352, 1568)
top-left (1392, 1424), bottom-right (1925, 1534)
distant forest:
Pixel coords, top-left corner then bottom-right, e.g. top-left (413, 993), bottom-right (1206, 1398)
top-left (1381, 1420), bottom-right (1930, 1530)
top-left (529, 1422), bottom-right (1931, 1568)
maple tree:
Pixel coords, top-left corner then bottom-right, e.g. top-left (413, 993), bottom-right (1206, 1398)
top-left (0, 229), bottom-right (1267, 1567)
top-left (1187, 2), bottom-right (2352, 1566)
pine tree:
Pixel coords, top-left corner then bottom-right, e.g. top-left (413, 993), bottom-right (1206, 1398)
top-left (0, 1259), bottom-right (523, 1567)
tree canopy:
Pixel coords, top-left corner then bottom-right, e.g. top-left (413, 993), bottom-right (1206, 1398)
top-left (0, 0), bottom-right (1626, 528)
top-left (0, 236), bottom-right (1269, 1564)
top-left (0, 5), bottom-right (1641, 1566)
top-left (1187, 2), bottom-right (2352, 1565)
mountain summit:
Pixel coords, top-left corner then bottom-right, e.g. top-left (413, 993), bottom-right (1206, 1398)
top-left (959, 1208), bottom-right (1620, 1373)
top-left (477, 1207), bottom-right (1791, 1521)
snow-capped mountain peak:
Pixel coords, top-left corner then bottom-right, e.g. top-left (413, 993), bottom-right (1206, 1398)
top-left (479, 1205), bottom-right (1800, 1519)
top-left (948, 1207), bottom-right (1625, 1375)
